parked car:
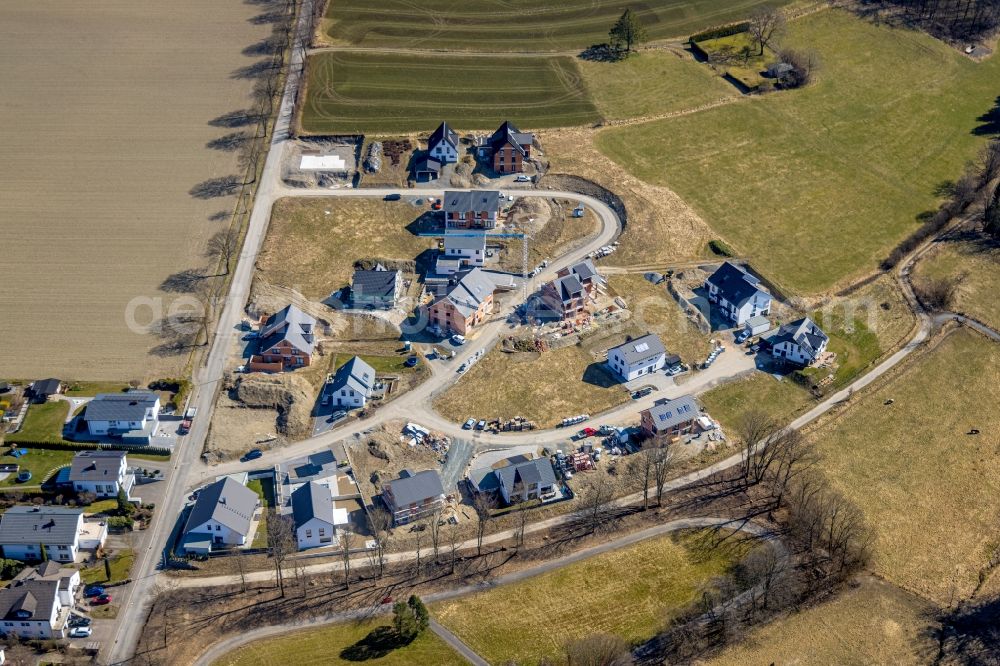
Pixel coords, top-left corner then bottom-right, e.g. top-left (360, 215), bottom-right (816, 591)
top-left (69, 626), bottom-right (92, 638)
top-left (514, 174), bottom-right (531, 182)
top-left (241, 449), bottom-right (263, 462)
top-left (457, 363), bottom-right (468, 374)
top-left (15, 471), bottom-right (31, 483)
top-left (84, 585), bottom-right (105, 598)
top-left (179, 419), bottom-right (192, 434)
top-left (475, 420), bottom-right (486, 431)
top-left (450, 334), bottom-right (466, 346)
top-left (576, 427), bottom-right (597, 439)
top-left (631, 387), bottom-right (654, 400)
top-left (666, 365), bottom-right (684, 376)
top-left (68, 615), bottom-right (91, 628)
top-left (91, 594), bottom-right (112, 606)
top-left (404, 356), bottom-right (419, 368)
top-left (327, 410), bottom-right (346, 424)
top-left (384, 193), bottom-right (401, 201)
top-left (734, 329), bottom-right (750, 344)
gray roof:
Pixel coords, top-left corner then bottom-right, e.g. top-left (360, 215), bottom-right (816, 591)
top-left (259, 304), bottom-right (317, 356)
top-left (385, 470), bottom-right (444, 508)
top-left (84, 391), bottom-right (158, 422)
top-left (645, 395), bottom-right (700, 433)
top-left (327, 356), bottom-right (376, 398)
top-left (496, 458), bottom-right (556, 491)
top-left (551, 274), bottom-right (584, 302)
top-left (770, 317), bottom-right (829, 356)
top-left (184, 477), bottom-right (258, 537)
top-left (428, 121), bottom-right (458, 150)
top-left (567, 259), bottom-right (600, 283)
top-left (445, 233), bottom-right (487, 251)
top-left (435, 268), bottom-right (495, 318)
top-left (282, 450), bottom-right (338, 485)
top-left (443, 190), bottom-right (501, 215)
top-left (706, 262), bottom-right (770, 309)
top-left (746, 314), bottom-right (771, 329)
top-left (351, 267), bottom-right (399, 301)
top-left (0, 506), bottom-right (82, 546)
top-left (415, 155), bottom-right (441, 173)
top-left (489, 121), bottom-right (533, 156)
top-left (290, 481), bottom-right (334, 529)
top-left (68, 450), bottom-right (126, 483)
top-left (31, 379), bottom-right (61, 396)
top-left (0, 580), bottom-right (57, 621)
top-left (609, 334), bottom-right (666, 365)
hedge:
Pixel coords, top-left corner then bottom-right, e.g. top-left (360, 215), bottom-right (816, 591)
top-left (1, 440), bottom-right (171, 457)
top-left (690, 21), bottom-right (750, 43)
top-left (708, 239), bottom-right (735, 257)
top-left (149, 377), bottom-right (192, 411)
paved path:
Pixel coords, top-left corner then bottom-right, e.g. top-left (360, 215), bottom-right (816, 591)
top-left (429, 620), bottom-right (490, 666)
top-left (190, 516), bottom-right (781, 666)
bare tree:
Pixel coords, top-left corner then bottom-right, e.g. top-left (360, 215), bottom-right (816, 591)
top-left (913, 274), bottom-right (961, 312)
top-left (447, 521), bottom-right (461, 574)
top-left (767, 427), bottom-right (814, 510)
top-left (234, 550), bottom-right (247, 594)
top-left (428, 507), bottom-right (443, 563)
top-left (413, 524), bottom-right (424, 578)
top-left (628, 447), bottom-right (655, 510)
top-left (473, 493), bottom-right (496, 556)
top-left (237, 140), bottom-right (260, 185)
top-left (579, 474), bottom-right (616, 533)
top-left (651, 441), bottom-right (674, 507)
top-left (513, 501), bottom-right (530, 549)
top-left (564, 633), bottom-right (631, 666)
top-left (339, 530), bottom-right (353, 590)
top-left (737, 410), bottom-right (781, 487)
top-left (368, 507), bottom-right (392, 578)
top-left (266, 511), bottom-right (295, 597)
top-left (748, 6), bottom-right (785, 55)
top-left (205, 227), bottom-right (241, 274)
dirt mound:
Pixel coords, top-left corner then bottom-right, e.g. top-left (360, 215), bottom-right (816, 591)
top-left (234, 373), bottom-right (314, 440)
top-left (507, 197), bottom-right (553, 235)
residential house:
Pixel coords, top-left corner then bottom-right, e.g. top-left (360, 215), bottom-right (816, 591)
top-left (323, 356), bottom-right (377, 409)
top-left (28, 379), bottom-right (62, 402)
top-left (67, 450), bottom-right (134, 500)
top-left (0, 578), bottom-right (72, 639)
top-left (382, 469), bottom-right (445, 526)
top-left (291, 481), bottom-right (346, 550)
top-left (436, 232), bottom-right (486, 275)
top-left (486, 121), bottom-right (534, 174)
top-left (350, 266), bottom-right (403, 310)
top-left (640, 394), bottom-right (701, 440)
top-left (606, 333), bottom-right (667, 381)
top-left (15, 561), bottom-right (80, 607)
top-left (83, 391), bottom-right (160, 443)
top-left (248, 304), bottom-right (317, 372)
top-left (427, 121), bottom-right (459, 164)
top-left (705, 262), bottom-right (772, 326)
top-left (496, 458), bottom-right (557, 504)
top-left (182, 476), bottom-right (259, 554)
top-left (428, 268), bottom-right (496, 335)
top-left (540, 259), bottom-right (605, 320)
top-left (769, 317), bottom-right (829, 366)
top-left (443, 191), bottom-right (501, 230)
top-left (0, 507), bottom-right (94, 563)
top-left (414, 154), bottom-right (442, 182)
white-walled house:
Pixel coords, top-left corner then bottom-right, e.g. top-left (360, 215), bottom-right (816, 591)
top-left (0, 578), bottom-right (69, 639)
top-left (606, 334), bottom-right (667, 381)
top-left (705, 262), bottom-right (772, 326)
top-left (16, 561), bottom-right (80, 608)
top-left (0, 507), bottom-right (103, 564)
top-left (182, 477), bottom-right (259, 554)
top-left (496, 458), bottom-right (557, 504)
top-left (437, 232), bottom-right (486, 275)
top-left (323, 356), bottom-right (377, 409)
top-left (290, 481), bottom-right (347, 550)
top-left (770, 317), bottom-right (829, 366)
top-left (83, 391), bottom-right (160, 442)
top-left (67, 450), bottom-right (134, 499)
top-left (428, 121), bottom-right (459, 164)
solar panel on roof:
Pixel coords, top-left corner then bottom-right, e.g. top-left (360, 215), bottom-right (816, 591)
top-left (634, 342), bottom-right (649, 353)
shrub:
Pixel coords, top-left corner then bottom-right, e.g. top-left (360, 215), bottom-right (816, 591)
top-left (708, 239), bottom-right (735, 257)
top-left (107, 516), bottom-right (134, 531)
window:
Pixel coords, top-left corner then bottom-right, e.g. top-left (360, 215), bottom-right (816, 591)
top-left (305, 529), bottom-right (312, 538)
top-left (318, 528), bottom-right (325, 536)
top-left (215, 525), bottom-right (221, 531)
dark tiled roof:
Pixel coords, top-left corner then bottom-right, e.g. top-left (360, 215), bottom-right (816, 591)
top-left (0, 506), bottom-right (82, 546)
top-left (0, 581), bottom-right (57, 621)
top-left (645, 395), bottom-right (700, 432)
top-left (291, 481), bottom-right (334, 529)
top-left (428, 121), bottom-right (458, 150)
top-left (415, 155), bottom-right (441, 173)
top-left (443, 190), bottom-right (501, 214)
top-left (327, 356), bottom-right (376, 398)
top-left (706, 262), bottom-right (770, 308)
top-left (769, 317), bottom-right (829, 356)
top-left (385, 470), bottom-right (444, 508)
top-left (488, 120), bottom-right (533, 156)
top-left (31, 379), bottom-right (61, 396)
top-left (258, 304), bottom-right (317, 356)
top-left (351, 268), bottom-right (399, 300)
top-left (68, 450), bottom-right (126, 483)
top-left (496, 458), bottom-right (556, 491)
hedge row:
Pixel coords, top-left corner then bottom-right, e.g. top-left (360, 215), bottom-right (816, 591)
top-left (708, 239), bottom-right (735, 257)
top-left (690, 21), bottom-right (750, 43)
top-left (149, 377), bottom-right (192, 411)
top-left (2, 439), bottom-right (171, 457)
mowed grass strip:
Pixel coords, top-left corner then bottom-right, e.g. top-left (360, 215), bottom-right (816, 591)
top-left (705, 578), bottom-right (937, 666)
top-left (809, 328), bottom-right (1000, 604)
top-left (433, 345), bottom-right (629, 427)
top-left (433, 530), bottom-right (752, 665)
top-left (258, 198), bottom-right (433, 299)
top-left (597, 10), bottom-right (1000, 294)
top-left (322, 0), bottom-right (794, 51)
top-left (301, 52), bottom-right (600, 134)
top-left (212, 618), bottom-right (467, 666)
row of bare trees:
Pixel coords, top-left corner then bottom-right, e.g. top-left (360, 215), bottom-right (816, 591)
top-left (864, 0), bottom-right (1000, 41)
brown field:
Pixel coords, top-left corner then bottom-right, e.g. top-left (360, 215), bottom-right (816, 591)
top-left (913, 237), bottom-right (1000, 332)
top-left (0, 1), bottom-right (271, 381)
top-left (704, 577), bottom-right (937, 666)
top-left (809, 328), bottom-right (1000, 604)
top-left (257, 198), bottom-right (434, 300)
top-left (433, 345), bottom-right (629, 427)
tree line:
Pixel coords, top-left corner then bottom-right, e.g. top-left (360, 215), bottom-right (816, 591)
top-left (863, 0), bottom-right (1000, 42)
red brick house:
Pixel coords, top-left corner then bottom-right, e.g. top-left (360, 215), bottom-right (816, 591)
top-left (487, 121), bottom-right (534, 174)
top-left (248, 304), bottom-right (317, 372)
top-left (443, 190), bottom-right (501, 230)
top-left (428, 269), bottom-right (496, 336)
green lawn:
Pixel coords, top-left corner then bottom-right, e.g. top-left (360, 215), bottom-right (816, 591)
top-left (433, 530), bottom-right (752, 665)
top-left (597, 10), bottom-right (1000, 295)
top-left (6, 402), bottom-right (69, 443)
top-left (301, 52), bottom-right (600, 134)
top-left (701, 373), bottom-right (811, 432)
top-left (322, 0), bottom-right (794, 51)
top-left (335, 354), bottom-right (412, 375)
top-left (85, 499), bottom-right (119, 515)
top-left (63, 381), bottom-right (129, 397)
top-left (578, 49), bottom-right (737, 121)
top-left (247, 479), bottom-right (272, 549)
top-left (212, 619), bottom-right (466, 666)
top-left (0, 449), bottom-right (75, 488)
top-left (80, 548), bottom-right (135, 585)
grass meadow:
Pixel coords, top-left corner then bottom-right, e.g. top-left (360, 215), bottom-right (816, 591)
top-left (809, 328), bottom-right (1000, 604)
top-left (913, 237), bottom-right (1000, 332)
top-left (597, 10), bottom-right (1000, 294)
top-left (300, 52), bottom-right (600, 134)
top-left (433, 530), bottom-right (752, 665)
top-left (320, 0), bottom-right (794, 51)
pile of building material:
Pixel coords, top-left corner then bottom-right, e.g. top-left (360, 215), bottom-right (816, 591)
top-left (401, 422), bottom-right (450, 454)
top-left (364, 141), bottom-right (382, 173)
top-left (561, 414), bottom-right (590, 428)
top-left (497, 416), bottom-right (537, 432)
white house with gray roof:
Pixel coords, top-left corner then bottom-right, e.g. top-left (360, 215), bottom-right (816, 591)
top-left (324, 356), bottom-right (377, 409)
top-left (182, 476), bottom-right (259, 554)
top-left (428, 121), bottom-right (459, 164)
top-left (437, 232), bottom-right (486, 275)
top-left (68, 450), bottom-right (134, 500)
top-left (83, 391), bottom-right (160, 442)
top-left (769, 317), bottom-right (829, 366)
top-left (606, 333), bottom-right (667, 381)
top-left (382, 469), bottom-right (445, 526)
top-left (705, 262), bottom-right (772, 326)
top-left (496, 458), bottom-right (557, 504)
top-left (290, 481), bottom-right (347, 550)
top-left (0, 577), bottom-right (70, 639)
top-left (0, 506), bottom-right (92, 563)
